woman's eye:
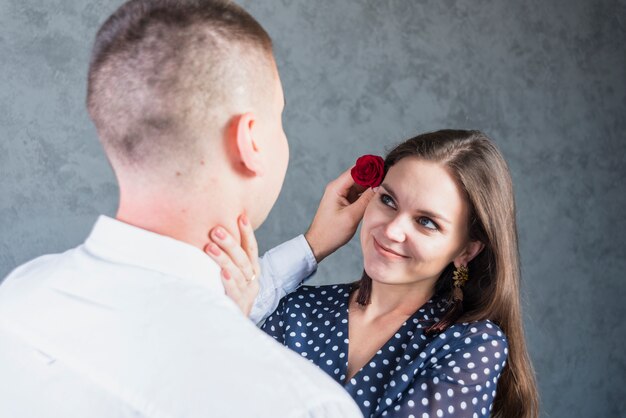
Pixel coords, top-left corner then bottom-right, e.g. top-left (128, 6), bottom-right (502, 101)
top-left (417, 217), bottom-right (438, 231)
top-left (380, 194), bottom-right (396, 209)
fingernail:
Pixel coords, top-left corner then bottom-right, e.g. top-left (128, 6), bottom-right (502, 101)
top-left (222, 268), bottom-right (231, 280)
top-left (214, 227), bottom-right (226, 240)
top-left (241, 213), bottom-right (248, 226)
top-left (208, 243), bottom-right (221, 256)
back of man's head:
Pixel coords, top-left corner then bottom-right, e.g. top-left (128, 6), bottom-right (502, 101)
top-left (87, 0), bottom-right (276, 182)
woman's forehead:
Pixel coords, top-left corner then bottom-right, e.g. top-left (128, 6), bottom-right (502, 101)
top-left (384, 158), bottom-right (468, 221)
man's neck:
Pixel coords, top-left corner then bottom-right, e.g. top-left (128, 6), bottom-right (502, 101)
top-left (116, 189), bottom-right (242, 250)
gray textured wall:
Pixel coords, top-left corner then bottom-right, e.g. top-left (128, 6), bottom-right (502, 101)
top-left (1, 0), bottom-right (624, 416)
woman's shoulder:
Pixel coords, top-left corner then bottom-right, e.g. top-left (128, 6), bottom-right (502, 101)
top-left (281, 283), bottom-right (353, 308)
top-left (436, 319), bottom-right (508, 357)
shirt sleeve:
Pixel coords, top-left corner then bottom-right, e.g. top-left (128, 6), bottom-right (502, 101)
top-left (248, 235), bottom-right (317, 325)
top-left (392, 322), bottom-right (508, 418)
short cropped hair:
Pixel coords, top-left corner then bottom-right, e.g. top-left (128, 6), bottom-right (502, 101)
top-left (87, 0), bottom-right (274, 170)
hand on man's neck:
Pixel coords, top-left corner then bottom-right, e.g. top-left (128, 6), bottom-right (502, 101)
top-left (115, 180), bottom-right (243, 251)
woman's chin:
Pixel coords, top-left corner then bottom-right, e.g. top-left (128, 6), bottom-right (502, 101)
top-left (364, 263), bottom-right (401, 285)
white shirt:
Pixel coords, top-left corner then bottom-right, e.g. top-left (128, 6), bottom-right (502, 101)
top-left (0, 216), bottom-right (362, 418)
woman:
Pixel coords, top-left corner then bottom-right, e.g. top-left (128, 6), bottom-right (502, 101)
top-left (208, 130), bottom-right (538, 418)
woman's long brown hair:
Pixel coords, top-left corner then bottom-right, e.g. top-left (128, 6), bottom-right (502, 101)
top-left (355, 130), bottom-right (539, 418)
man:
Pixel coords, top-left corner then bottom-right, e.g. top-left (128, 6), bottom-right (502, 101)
top-left (0, 1), bottom-right (363, 416)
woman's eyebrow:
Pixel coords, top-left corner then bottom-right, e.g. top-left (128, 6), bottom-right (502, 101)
top-left (380, 183), bottom-right (452, 224)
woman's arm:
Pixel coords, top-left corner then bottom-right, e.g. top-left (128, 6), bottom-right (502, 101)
top-left (251, 235), bottom-right (318, 324)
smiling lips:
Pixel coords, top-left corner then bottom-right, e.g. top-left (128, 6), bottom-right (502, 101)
top-left (373, 237), bottom-right (408, 259)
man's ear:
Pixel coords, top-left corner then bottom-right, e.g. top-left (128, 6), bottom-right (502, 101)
top-left (453, 240), bottom-right (485, 268)
top-left (232, 112), bottom-right (264, 176)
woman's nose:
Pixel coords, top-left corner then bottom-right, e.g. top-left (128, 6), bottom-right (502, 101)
top-left (383, 215), bottom-right (407, 242)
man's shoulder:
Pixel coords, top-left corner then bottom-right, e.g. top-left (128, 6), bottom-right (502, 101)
top-left (0, 247), bottom-right (82, 295)
top-left (3, 251), bottom-right (65, 279)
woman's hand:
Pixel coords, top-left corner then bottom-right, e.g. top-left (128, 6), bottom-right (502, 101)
top-left (205, 214), bottom-right (260, 317)
top-left (304, 167), bottom-right (376, 263)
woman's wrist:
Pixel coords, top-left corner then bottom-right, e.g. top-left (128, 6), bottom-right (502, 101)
top-left (304, 229), bottom-right (328, 264)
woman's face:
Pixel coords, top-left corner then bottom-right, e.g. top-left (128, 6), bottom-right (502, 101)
top-left (360, 156), bottom-right (478, 289)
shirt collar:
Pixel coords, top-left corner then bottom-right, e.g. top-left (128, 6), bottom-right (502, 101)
top-left (84, 215), bottom-right (224, 294)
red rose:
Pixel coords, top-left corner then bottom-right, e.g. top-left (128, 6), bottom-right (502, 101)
top-left (351, 155), bottom-right (385, 188)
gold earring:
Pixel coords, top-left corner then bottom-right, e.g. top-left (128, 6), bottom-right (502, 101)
top-left (452, 265), bottom-right (469, 302)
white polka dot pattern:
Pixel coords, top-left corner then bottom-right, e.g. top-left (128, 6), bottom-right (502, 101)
top-left (262, 284), bottom-right (508, 417)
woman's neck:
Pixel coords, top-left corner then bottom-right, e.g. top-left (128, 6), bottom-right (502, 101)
top-left (356, 279), bottom-right (436, 320)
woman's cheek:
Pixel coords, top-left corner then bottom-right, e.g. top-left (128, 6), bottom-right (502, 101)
top-left (408, 234), bottom-right (448, 267)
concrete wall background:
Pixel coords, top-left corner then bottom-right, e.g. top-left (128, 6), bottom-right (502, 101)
top-left (1, 0), bottom-right (624, 416)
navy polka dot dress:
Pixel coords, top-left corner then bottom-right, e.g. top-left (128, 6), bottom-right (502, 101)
top-left (262, 284), bottom-right (508, 418)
